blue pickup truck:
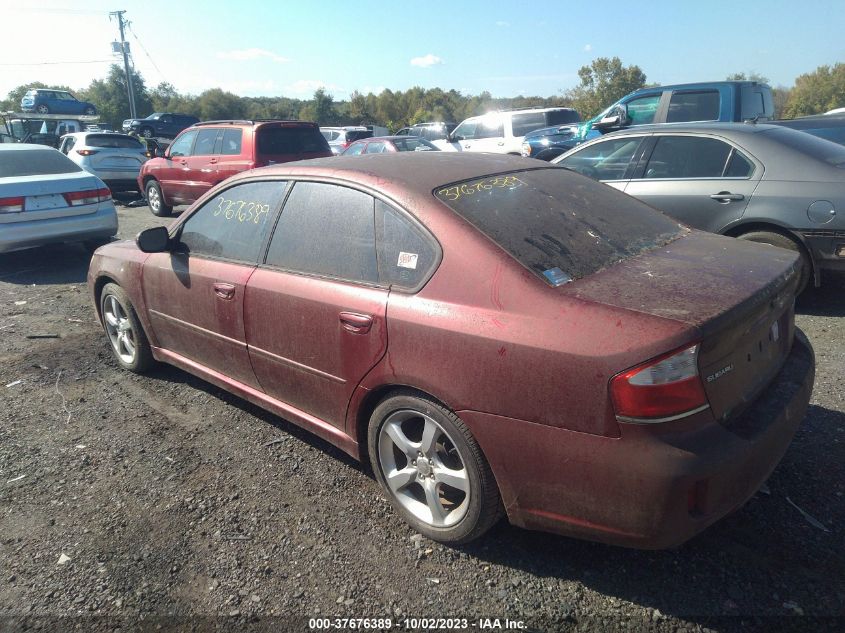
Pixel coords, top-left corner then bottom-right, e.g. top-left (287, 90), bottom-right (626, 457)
top-left (522, 81), bottom-right (775, 161)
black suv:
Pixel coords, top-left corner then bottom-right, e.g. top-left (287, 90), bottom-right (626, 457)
top-left (121, 113), bottom-right (200, 139)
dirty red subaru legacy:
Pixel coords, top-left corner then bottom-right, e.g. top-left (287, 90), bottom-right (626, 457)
top-left (88, 153), bottom-right (814, 548)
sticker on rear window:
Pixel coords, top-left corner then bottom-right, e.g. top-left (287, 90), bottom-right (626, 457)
top-left (397, 252), bottom-right (418, 269)
top-left (543, 267), bottom-right (572, 287)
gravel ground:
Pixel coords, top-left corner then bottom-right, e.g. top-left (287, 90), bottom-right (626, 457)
top-left (1, 201), bottom-right (843, 633)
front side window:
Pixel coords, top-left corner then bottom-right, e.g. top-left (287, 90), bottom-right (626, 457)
top-left (453, 116), bottom-right (504, 141)
top-left (558, 137), bottom-right (642, 181)
top-left (643, 136), bottom-right (734, 179)
top-left (265, 182), bottom-right (377, 283)
top-left (168, 129), bottom-right (198, 157)
top-left (667, 90), bottom-right (720, 123)
top-left (625, 94), bottom-right (661, 125)
top-left (177, 180), bottom-right (288, 263)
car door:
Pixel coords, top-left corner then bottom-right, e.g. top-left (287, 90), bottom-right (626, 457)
top-left (455, 115), bottom-right (505, 153)
top-left (245, 181), bottom-right (389, 429)
top-left (159, 129), bottom-right (198, 204)
top-left (158, 114), bottom-right (175, 137)
top-left (624, 134), bottom-right (760, 232)
top-left (555, 135), bottom-right (647, 192)
top-left (183, 128), bottom-right (221, 203)
top-left (141, 179), bottom-right (289, 388)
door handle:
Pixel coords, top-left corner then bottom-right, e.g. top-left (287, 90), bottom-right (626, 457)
top-left (213, 282), bottom-right (236, 300)
top-left (497, 141), bottom-right (505, 146)
top-left (209, 158), bottom-right (218, 164)
top-left (339, 311), bottom-right (373, 334)
top-left (463, 144), bottom-right (471, 150)
top-left (709, 191), bottom-right (745, 203)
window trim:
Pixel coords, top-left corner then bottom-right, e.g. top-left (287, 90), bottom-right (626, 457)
top-left (632, 132), bottom-right (761, 182)
top-left (257, 177), bottom-right (442, 294)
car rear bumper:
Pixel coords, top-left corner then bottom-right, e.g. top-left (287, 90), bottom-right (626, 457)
top-left (460, 329), bottom-right (815, 548)
top-left (0, 205), bottom-right (118, 253)
top-left (802, 230), bottom-right (845, 274)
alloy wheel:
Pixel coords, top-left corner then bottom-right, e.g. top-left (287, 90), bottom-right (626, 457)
top-left (377, 409), bottom-right (471, 528)
top-left (103, 294), bottom-right (137, 364)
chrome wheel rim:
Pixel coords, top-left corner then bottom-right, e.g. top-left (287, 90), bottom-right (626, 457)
top-left (378, 410), bottom-right (471, 528)
top-left (103, 294), bottom-right (137, 364)
top-left (147, 185), bottom-right (161, 211)
top-left (142, 128), bottom-right (153, 138)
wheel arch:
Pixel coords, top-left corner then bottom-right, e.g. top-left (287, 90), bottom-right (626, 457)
top-left (722, 221), bottom-right (818, 286)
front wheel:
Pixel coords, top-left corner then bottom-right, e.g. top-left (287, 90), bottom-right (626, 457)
top-left (99, 283), bottom-right (154, 373)
top-left (145, 180), bottom-right (172, 217)
top-left (140, 126), bottom-right (154, 138)
top-left (736, 230), bottom-right (811, 292)
top-left (368, 392), bottom-right (502, 544)
top-left (83, 106), bottom-right (96, 115)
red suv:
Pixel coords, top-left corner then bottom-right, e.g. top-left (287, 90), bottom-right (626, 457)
top-left (138, 120), bottom-right (332, 216)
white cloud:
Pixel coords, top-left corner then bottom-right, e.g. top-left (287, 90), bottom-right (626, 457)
top-left (285, 79), bottom-right (344, 96)
top-left (496, 21), bottom-right (510, 27)
top-left (216, 48), bottom-right (291, 64)
top-left (583, 44), bottom-right (593, 52)
top-left (410, 54), bottom-right (444, 68)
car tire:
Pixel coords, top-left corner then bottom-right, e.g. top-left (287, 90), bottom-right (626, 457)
top-left (367, 391), bottom-right (502, 544)
top-left (145, 180), bottom-right (172, 217)
top-left (83, 106), bottom-right (96, 115)
top-left (99, 283), bottom-right (154, 373)
top-left (36, 104), bottom-right (49, 114)
top-left (736, 230), bottom-right (811, 292)
top-left (140, 126), bottom-right (154, 139)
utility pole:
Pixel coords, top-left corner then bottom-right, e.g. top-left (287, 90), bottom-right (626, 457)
top-left (110, 10), bottom-right (137, 119)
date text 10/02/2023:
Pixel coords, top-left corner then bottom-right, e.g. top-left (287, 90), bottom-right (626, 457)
top-left (307, 617), bottom-right (526, 630)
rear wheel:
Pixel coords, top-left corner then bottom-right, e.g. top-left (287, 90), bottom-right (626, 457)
top-left (736, 230), bottom-right (811, 292)
top-left (36, 104), bottom-right (49, 114)
top-left (145, 180), bottom-right (172, 217)
top-left (99, 283), bottom-right (154, 373)
top-left (368, 391), bottom-right (502, 544)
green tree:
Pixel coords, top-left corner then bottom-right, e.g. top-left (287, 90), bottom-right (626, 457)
top-left (194, 88), bottom-right (245, 120)
top-left (783, 63), bottom-right (845, 118)
top-left (566, 57), bottom-right (647, 118)
top-left (726, 72), bottom-right (769, 84)
top-left (77, 64), bottom-right (152, 129)
top-left (299, 88), bottom-right (338, 124)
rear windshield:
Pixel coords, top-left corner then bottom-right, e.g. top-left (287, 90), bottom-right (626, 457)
top-left (763, 126), bottom-right (845, 168)
top-left (256, 127), bottom-right (331, 155)
top-left (435, 168), bottom-right (684, 285)
top-left (85, 134), bottom-right (144, 149)
top-left (346, 130), bottom-right (373, 143)
top-left (0, 149), bottom-right (83, 177)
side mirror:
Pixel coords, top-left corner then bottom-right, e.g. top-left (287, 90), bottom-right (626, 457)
top-left (594, 104), bottom-right (628, 130)
top-left (136, 226), bottom-right (170, 253)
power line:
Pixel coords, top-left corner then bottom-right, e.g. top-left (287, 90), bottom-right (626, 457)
top-left (0, 59), bottom-right (115, 66)
top-left (127, 22), bottom-right (168, 85)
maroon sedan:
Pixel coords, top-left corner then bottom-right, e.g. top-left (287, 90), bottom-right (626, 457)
top-left (88, 153), bottom-right (814, 547)
top-left (341, 135), bottom-right (439, 155)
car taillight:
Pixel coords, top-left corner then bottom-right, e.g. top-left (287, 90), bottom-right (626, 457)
top-left (609, 343), bottom-right (708, 422)
top-left (0, 196), bottom-right (24, 213)
top-left (63, 187), bottom-right (112, 206)
top-left (76, 149), bottom-right (99, 156)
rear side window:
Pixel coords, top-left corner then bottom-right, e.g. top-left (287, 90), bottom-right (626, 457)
top-left (435, 169), bottom-right (683, 285)
top-left (643, 136), bottom-right (733, 178)
top-left (85, 134), bottom-right (144, 149)
top-left (511, 112), bottom-right (548, 137)
top-left (0, 149), bottom-right (82, 177)
top-left (265, 182), bottom-right (378, 283)
top-left (193, 129), bottom-right (219, 156)
top-left (376, 201), bottom-right (437, 288)
top-left (220, 129), bottom-right (243, 155)
top-left (178, 180), bottom-right (288, 263)
top-left (257, 127), bottom-right (331, 155)
top-left (667, 91), bottom-right (720, 123)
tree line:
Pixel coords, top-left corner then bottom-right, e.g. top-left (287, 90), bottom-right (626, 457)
top-left (2, 59), bottom-right (843, 131)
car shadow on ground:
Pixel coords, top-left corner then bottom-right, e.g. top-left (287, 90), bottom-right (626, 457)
top-left (0, 243), bottom-right (92, 285)
top-left (141, 354), bottom-right (845, 630)
top-left (797, 272), bottom-right (845, 317)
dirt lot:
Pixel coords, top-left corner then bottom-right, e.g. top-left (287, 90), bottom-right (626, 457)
top-left (1, 202), bottom-right (844, 633)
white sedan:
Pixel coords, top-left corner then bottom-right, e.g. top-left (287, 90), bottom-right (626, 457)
top-left (0, 144), bottom-right (117, 253)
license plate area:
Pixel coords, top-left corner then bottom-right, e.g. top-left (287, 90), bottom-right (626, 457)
top-left (25, 194), bottom-right (66, 211)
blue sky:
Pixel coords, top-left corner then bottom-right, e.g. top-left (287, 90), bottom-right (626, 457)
top-left (1, 0), bottom-right (843, 101)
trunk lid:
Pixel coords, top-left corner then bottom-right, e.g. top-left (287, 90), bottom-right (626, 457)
top-left (563, 230), bottom-right (801, 423)
top-left (0, 171), bottom-right (105, 222)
